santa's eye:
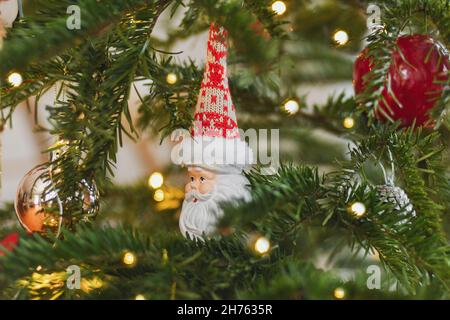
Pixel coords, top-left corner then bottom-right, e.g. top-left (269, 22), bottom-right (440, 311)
top-left (200, 177), bottom-right (206, 183)
top-left (190, 177), bottom-right (194, 182)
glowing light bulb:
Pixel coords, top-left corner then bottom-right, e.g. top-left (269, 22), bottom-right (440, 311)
top-left (148, 172), bottom-right (164, 189)
top-left (166, 73), bottom-right (178, 85)
top-left (8, 72), bottom-right (23, 87)
top-left (123, 251), bottom-right (137, 266)
top-left (254, 236), bottom-right (271, 254)
top-left (333, 30), bottom-right (349, 46)
top-left (334, 287), bottom-right (346, 299)
top-left (349, 202), bottom-right (367, 218)
top-left (343, 117), bottom-right (355, 129)
top-left (283, 100), bottom-right (300, 115)
top-left (271, 1), bottom-right (287, 15)
top-left (135, 294), bottom-right (146, 300)
top-left (154, 189), bottom-right (165, 202)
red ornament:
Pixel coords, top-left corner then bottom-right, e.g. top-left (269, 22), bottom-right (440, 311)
top-left (0, 232), bottom-right (19, 256)
top-left (353, 35), bottom-right (449, 126)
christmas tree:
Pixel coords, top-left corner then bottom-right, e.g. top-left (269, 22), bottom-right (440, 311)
top-left (0, 0), bottom-right (449, 300)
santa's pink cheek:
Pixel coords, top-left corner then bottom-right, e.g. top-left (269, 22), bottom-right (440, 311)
top-left (199, 182), bottom-right (214, 194)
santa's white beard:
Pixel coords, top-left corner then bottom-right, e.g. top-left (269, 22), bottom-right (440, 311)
top-left (179, 173), bottom-right (251, 240)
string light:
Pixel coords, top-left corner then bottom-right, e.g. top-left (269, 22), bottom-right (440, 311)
top-left (154, 189), bottom-right (165, 202)
top-left (148, 172), bottom-right (164, 189)
top-left (333, 30), bottom-right (349, 46)
top-left (343, 117), bottom-right (355, 129)
top-left (349, 202), bottom-right (367, 218)
top-left (166, 73), bottom-right (178, 85)
top-left (122, 251), bottom-right (137, 266)
top-left (254, 236), bottom-right (271, 255)
top-left (283, 100), bottom-right (300, 115)
top-left (334, 287), bottom-right (346, 299)
top-left (135, 294), bottom-right (146, 300)
top-left (271, 1), bottom-right (287, 15)
top-left (7, 72), bottom-right (23, 87)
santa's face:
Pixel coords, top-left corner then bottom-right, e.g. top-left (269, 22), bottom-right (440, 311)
top-left (185, 167), bottom-right (216, 202)
top-left (179, 166), bottom-right (251, 240)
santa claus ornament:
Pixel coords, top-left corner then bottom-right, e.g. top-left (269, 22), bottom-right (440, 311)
top-left (354, 35), bottom-right (449, 127)
top-left (175, 23), bottom-right (254, 240)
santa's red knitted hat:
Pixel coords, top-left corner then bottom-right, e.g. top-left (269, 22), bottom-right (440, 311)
top-left (177, 23), bottom-right (253, 172)
top-left (191, 23), bottom-right (240, 139)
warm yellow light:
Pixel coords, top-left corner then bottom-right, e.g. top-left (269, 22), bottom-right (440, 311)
top-left (36, 265), bottom-right (43, 272)
top-left (271, 1), bottom-right (287, 15)
top-left (343, 117), bottom-right (355, 129)
top-left (334, 287), bottom-right (346, 299)
top-left (166, 73), bottom-right (178, 85)
top-left (333, 30), bottom-right (349, 46)
top-left (254, 236), bottom-right (271, 254)
top-left (135, 294), bottom-right (146, 300)
top-left (123, 251), bottom-right (137, 266)
top-left (283, 100), bottom-right (300, 115)
top-left (8, 72), bottom-right (23, 87)
top-left (148, 172), bottom-right (164, 189)
top-left (89, 277), bottom-right (103, 289)
top-left (154, 189), bottom-right (165, 202)
top-left (349, 202), bottom-right (366, 218)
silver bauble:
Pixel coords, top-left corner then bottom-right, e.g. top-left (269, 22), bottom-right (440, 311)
top-left (15, 164), bottom-right (100, 238)
top-left (70, 178), bottom-right (100, 223)
top-left (15, 164), bottom-right (63, 237)
top-left (377, 184), bottom-right (416, 226)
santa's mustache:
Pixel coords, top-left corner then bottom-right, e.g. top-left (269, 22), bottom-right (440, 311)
top-left (185, 190), bottom-right (213, 203)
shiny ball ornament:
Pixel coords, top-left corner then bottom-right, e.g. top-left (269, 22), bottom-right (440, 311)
top-left (15, 164), bottom-right (100, 238)
top-left (15, 164), bottom-right (63, 237)
top-left (353, 35), bottom-right (449, 127)
top-left (0, 0), bottom-right (19, 28)
top-left (377, 184), bottom-right (416, 226)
